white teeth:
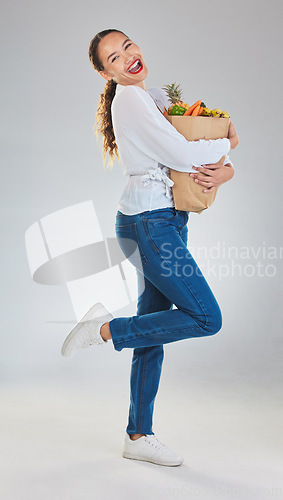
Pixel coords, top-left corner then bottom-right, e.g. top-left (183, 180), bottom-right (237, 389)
top-left (128, 60), bottom-right (140, 72)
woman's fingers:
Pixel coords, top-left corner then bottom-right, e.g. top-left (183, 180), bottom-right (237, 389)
top-left (190, 173), bottom-right (213, 183)
top-left (192, 167), bottom-right (210, 175)
top-left (200, 164), bottom-right (222, 170)
top-left (192, 177), bottom-right (214, 187)
top-left (192, 164), bottom-right (221, 174)
top-left (190, 165), bottom-right (222, 188)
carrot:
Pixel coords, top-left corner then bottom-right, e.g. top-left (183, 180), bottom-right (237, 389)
top-left (183, 100), bottom-right (202, 116)
top-left (197, 106), bottom-right (203, 116)
top-left (191, 105), bottom-right (201, 116)
top-left (163, 110), bottom-right (169, 116)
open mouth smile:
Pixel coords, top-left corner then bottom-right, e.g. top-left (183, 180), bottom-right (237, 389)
top-left (127, 58), bottom-right (143, 74)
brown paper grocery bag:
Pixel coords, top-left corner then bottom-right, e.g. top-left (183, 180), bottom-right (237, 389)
top-left (169, 154), bottom-right (226, 213)
top-left (165, 116), bottom-right (230, 213)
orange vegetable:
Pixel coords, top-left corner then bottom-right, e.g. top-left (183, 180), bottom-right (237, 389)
top-left (197, 106), bottom-right (203, 116)
top-left (183, 100), bottom-right (201, 116)
top-left (163, 110), bottom-right (169, 116)
top-left (191, 105), bottom-right (201, 116)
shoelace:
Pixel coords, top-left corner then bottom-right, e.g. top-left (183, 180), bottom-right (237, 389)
top-left (80, 319), bottom-right (106, 347)
top-left (73, 322), bottom-right (96, 349)
top-left (144, 436), bottom-right (168, 452)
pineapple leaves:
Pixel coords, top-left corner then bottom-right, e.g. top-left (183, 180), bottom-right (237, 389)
top-left (162, 82), bottom-right (183, 104)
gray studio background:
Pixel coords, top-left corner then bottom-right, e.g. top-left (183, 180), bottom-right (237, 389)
top-left (1, 1), bottom-right (282, 499)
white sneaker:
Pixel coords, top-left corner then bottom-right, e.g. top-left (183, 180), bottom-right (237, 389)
top-left (122, 434), bottom-right (183, 467)
top-left (61, 302), bottom-right (114, 358)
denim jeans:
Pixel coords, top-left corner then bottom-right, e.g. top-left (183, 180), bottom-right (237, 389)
top-left (109, 207), bottom-right (222, 435)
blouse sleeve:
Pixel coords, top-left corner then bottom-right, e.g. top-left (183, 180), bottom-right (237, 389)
top-left (223, 155), bottom-right (233, 167)
top-left (112, 85), bottom-right (231, 173)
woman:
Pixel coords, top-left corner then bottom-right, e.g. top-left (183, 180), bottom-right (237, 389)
top-left (61, 29), bottom-right (239, 467)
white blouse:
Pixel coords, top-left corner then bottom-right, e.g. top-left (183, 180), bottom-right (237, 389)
top-left (111, 83), bottom-right (233, 215)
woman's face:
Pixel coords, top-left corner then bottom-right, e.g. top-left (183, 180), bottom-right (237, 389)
top-left (97, 32), bottom-right (148, 88)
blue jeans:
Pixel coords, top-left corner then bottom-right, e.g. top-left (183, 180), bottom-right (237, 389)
top-left (109, 207), bottom-right (222, 435)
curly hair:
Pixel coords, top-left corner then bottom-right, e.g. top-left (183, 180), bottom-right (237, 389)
top-left (88, 29), bottom-right (128, 168)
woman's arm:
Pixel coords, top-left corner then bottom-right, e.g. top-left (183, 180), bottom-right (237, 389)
top-left (112, 86), bottom-right (233, 172)
top-left (227, 122), bottom-right (239, 150)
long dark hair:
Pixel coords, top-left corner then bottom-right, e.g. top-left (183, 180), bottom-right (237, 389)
top-left (89, 29), bottom-right (128, 168)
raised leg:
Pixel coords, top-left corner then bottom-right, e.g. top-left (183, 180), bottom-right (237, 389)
top-left (126, 271), bottom-right (173, 435)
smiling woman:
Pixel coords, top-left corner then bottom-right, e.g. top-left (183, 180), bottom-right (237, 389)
top-left (88, 29), bottom-right (149, 164)
top-left (61, 28), bottom-right (239, 468)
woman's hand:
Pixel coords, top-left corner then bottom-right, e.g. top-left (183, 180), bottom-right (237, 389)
top-left (190, 121), bottom-right (238, 191)
top-left (190, 163), bottom-right (234, 192)
top-left (228, 121), bottom-right (239, 149)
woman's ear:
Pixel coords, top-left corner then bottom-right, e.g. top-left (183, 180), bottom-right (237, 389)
top-left (99, 70), bottom-right (113, 82)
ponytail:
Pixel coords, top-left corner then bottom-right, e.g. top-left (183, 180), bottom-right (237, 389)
top-left (88, 29), bottom-right (128, 168)
top-left (94, 79), bottom-right (119, 168)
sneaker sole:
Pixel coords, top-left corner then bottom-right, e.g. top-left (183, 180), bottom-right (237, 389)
top-left (122, 452), bottom-right (183, 467)
top-left (61, 302), bottom-right (110, 357)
